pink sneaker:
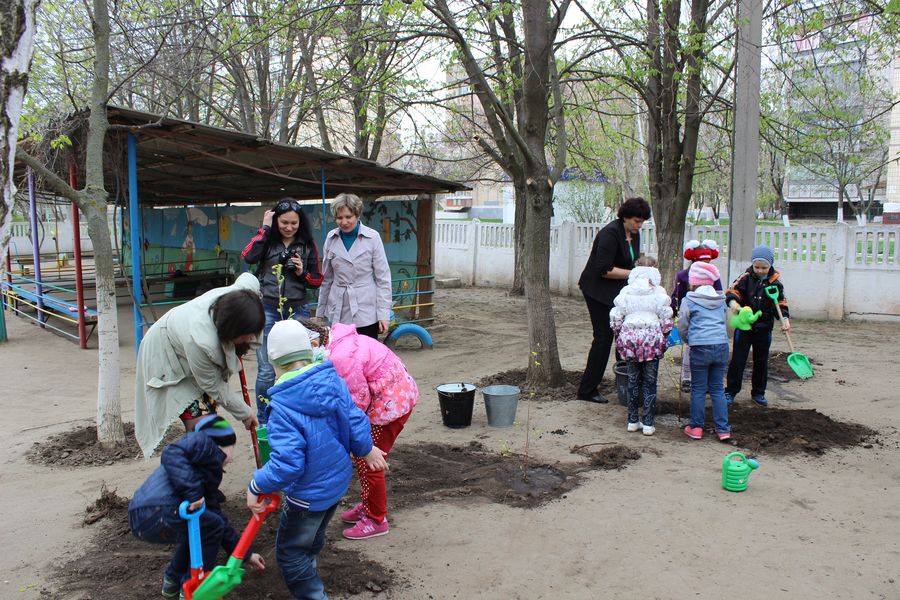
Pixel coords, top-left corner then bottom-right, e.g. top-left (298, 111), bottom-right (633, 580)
top-left (683, 426), bottom-right (703, 440)
top-left (717, 432), bottom-right (732, 442)
top-left (342, 515), bottom-right (389, 540)
top-left (339, 503), bottom-right (366, 524)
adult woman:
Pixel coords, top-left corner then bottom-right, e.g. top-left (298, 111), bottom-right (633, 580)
top-left (576, 197), bottom-right (652, 403)
top-left (242, 199), bottom-right (323, 422)
top-left (134, 272), bottom-right (265, 458)
top-left (316, 193), bottom-right (392, 340)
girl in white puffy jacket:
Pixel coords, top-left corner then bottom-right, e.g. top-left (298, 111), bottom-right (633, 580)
top-left (610, 258), bottom-right (674, 435)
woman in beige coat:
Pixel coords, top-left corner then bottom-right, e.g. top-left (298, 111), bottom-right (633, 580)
top-left (316, 193), bottom-right (392, 340)
top-left (134, 272), bottom-right (265, 457)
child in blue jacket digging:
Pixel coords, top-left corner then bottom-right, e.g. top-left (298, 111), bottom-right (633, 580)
top-left (128, 415), bottom-right (265, 598)
top-left (247, 319), bottom-right (387, 600)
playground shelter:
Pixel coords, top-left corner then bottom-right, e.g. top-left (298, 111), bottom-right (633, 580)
top-left (2, 105), bottom-right (466, 349)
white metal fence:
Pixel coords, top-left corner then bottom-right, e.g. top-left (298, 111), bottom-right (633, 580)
top-left (435, 220), bottom-right (900, 320)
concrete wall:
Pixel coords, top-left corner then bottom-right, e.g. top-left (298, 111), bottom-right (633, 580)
top-left (435, 220), bottom-right (900, 320)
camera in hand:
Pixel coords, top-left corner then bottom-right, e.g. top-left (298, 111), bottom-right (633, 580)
top-left (279, 248), bottom-right (300, 267)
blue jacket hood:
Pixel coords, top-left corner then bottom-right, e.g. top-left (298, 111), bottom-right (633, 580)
top-left (251, 361), bottom-right (373, 511)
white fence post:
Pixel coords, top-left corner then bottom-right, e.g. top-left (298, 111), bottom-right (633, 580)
top-left (827, 224), bottom-right (848, 319)
top-left (563, 221), bottom-right (577, 295)
top-left (470, 220), bottom-right (479, 286)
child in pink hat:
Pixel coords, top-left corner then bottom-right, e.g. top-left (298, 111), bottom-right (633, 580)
top-left (670, 240), bottom-right (722, 391)
top-left (676, 261), bottom-right (732, 441)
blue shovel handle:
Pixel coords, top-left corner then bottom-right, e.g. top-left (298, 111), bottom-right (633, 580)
top-left (178, 500), bottom-right (206, 575)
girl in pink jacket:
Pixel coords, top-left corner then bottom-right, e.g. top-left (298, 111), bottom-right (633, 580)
top-left (305, 321), bottom-right (416, 540)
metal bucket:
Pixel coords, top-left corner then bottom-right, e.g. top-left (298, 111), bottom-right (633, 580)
top-left (482, 385), bottom-right (520, 427)
top-left (436, 383), bottom-right (476, 428)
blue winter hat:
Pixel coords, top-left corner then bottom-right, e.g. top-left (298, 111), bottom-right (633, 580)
top-left (195, 414), bottom-right (237, 447)
top-left (751, 245), bottom-right (774, 268)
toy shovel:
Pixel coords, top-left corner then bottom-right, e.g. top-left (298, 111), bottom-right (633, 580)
top-left (764, 285), bottom-right (813, 379)
top-left (191, 493), bottom-right (281, 600)
top-left (178, 500), bottom-right (207, 600)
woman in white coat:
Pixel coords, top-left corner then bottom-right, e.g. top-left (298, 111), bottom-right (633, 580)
top-left (134, 272), bottom-right (265, 457)
top-left (316, 193), bottom-right (392, 340)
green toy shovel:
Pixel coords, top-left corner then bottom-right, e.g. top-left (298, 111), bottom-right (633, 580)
top-left (192, 494), bottom-right (281, 600)
top-left (764, 285), bottom-right (813, 379)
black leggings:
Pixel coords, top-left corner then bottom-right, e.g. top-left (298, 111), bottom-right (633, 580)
top-left (356, 322), bottom-right (380, 340)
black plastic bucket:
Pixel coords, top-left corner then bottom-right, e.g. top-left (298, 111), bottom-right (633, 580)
top-left (613, 361), bottom-right (630, 406)
top-left (436, 383), bottom-right (476, 428)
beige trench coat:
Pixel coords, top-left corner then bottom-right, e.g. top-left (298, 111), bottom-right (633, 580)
top-left (316, 223), bottom-right (392, 327)
top-left (134, 273), bottom-right (261, 457)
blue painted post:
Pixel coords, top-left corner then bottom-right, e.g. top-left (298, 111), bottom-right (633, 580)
top-left (27, 168), bottom-right (45, 324)
top-left (321, 167), bottom-right (327, 246)
top-left (128, 133), bottom-right (144, 350)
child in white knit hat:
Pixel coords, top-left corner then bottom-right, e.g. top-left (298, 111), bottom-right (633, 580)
top-left (247, 319), bottom-right (386, 599)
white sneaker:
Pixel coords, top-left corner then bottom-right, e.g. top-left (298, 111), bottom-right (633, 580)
top-left (642, 425), bottom-right (656, 436)
top-left (627, 422), bottom-right (642, 432)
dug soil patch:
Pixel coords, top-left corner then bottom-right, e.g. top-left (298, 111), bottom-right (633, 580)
top-left (51, 489), bottom-right (396, 600)
top-left (476, 369), bottom-right (615, 402)
top-left (27, 422), bottom-right (182, 468)
top-left (657, 400), bottom-right (873, 455)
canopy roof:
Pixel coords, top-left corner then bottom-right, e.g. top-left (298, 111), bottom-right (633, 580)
top-left (53, 106), bottom-right (466, 207)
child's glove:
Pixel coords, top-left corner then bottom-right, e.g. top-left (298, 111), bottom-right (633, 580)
top-left (730, 306), bottom-right (761, 331)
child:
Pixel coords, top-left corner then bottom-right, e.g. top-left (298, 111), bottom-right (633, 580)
top-left (609, 256), bottom-right (673, 436)
top-left (246, 319), bottom-right (387, 600)
top-left (677, 262), bottom-right (732, 441)
top-left (302, 320), bottom-right (416, 540)
top-left (670, 240), bottom-right (723, 391)
top-left (128, 415), bottom-right (265, 598)
top-left (724, 244), bottom-right (791, 407)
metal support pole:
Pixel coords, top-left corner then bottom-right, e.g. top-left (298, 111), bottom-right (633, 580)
top-left (69, 165), bottom-right (87, 348)
top-left (728, 0), bottom-right (763, 285)
top-left (320, 167), bottom-right (328, 247)
top-left (27, 168), bottom-right (45, 324)
top-left (128, 133), bottom-right (144, 350)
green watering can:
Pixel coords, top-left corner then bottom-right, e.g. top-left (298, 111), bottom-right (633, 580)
top-left (722, 452), bottom-right (760, 492)
top-left (191, 493), bottom-right (281, 600)
top-left (763, 285), bottom-right (814, 379)
top-left (730, 306), bottom-right (762, 331)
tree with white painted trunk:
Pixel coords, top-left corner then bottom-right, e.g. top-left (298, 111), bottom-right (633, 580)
top-left (17, 0), bottom-right (124, 446)
top-left (0, 0), bottom-right (40, 269)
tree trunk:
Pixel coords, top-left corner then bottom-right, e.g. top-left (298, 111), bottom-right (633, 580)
top-left (511, 179), bottom-right (526, 295)
top-left (0, 0), bottom-right (39, 267)
top-left (87, 0), bottom-right (124, 446)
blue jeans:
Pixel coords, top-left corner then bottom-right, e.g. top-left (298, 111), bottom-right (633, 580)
top-left (129, 505), bottom-right (226, 582)
top-left (256, 303), bottom-right (309, 423)
top-left (726, 328), bottom-right (772, 398)
top-left (689, 343), bottom-right (731, 434)
top-left (276, 502), bottom-right (338, 600)
top-left (626, 359), bottom-right (659, 426)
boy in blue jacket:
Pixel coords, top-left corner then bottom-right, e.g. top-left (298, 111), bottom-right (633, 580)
top-left (247, 319), bottom-right (387, 600)
top-left (128, 415), bottom-right (264, 598)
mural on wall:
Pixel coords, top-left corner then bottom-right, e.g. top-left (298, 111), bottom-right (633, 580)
top-left (126, 200), bottom-right (424, 311)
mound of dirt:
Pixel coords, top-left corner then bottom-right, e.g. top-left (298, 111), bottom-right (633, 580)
top-left (657, 400), bottom-right (873, 455)
top-left (476, 368), bottom-right (615, 402)
top-left (82, 484), bottom-right (130, 526)
top-left (27, 422), bottom-right (182, 468)
top-left (54, 488), bottom-right (396, 599)
top-left (573, 445), bottom-right (642, 470)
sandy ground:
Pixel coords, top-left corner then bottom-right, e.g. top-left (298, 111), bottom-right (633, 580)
top-left (1, 286), bottom-right (899, 599)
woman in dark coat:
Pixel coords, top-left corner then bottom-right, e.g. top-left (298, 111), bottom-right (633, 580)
top-left (576, 197), bottom-right (652, 403)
